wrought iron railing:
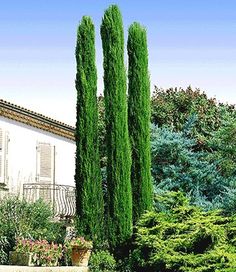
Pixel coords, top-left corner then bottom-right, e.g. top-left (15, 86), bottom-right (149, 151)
top-left (23, 183), bottom-right (76, 218)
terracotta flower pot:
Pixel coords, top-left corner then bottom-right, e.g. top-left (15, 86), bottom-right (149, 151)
top-left (71, 247), bottom-right (91, 266)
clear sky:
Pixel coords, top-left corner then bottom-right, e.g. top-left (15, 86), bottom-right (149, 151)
top-left (1, 0), bottom-right (235, 125)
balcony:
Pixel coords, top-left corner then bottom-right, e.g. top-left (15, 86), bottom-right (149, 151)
top-left (23, 183), bottom-right (76, 218)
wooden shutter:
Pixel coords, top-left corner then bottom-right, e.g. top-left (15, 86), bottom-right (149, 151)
top-left (0, 128), bottom-right (9, 185)
top-left (36, 142), bottom-right (55, 204)
top-left (0, 128), bottom-right (3, 183)
top-left (36, 142), bottom-right (55, 183)
top-left (4, 132), bottom-right (9, 185)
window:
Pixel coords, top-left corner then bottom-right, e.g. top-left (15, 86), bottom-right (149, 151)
top-left (0, 128), bottom-right (9, 186)
top-left (36, 142), bottom-right (55, 203)
top-left (36, 142), bottom-right (55, 183)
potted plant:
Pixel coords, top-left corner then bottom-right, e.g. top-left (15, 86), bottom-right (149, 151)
top-left (10, 238), bottom-right (63, 267)
top-left (66, 237), bottom-right (93, 266)
top-left (39, 241), bottom-right (63, 266)
top-left (10, 238), bottom-right (39, 266)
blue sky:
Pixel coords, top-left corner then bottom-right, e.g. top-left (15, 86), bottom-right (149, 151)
top-left (1, 0), bottom-right (235, 125)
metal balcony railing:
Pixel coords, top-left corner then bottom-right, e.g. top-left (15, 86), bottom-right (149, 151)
top-left (23, 183), bottom-right (76, 218)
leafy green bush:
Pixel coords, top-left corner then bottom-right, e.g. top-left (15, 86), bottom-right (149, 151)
top-left (151, 122), bottom-right (232, 210)
top-left (0, 197), bottom-right (65, 262)
top-left (0, 236), bottom-right (9, 264)
top-left (207, 119), bottom-right (236, 178)
top-left (131, 192), bottom-right (236, 272)
top-left (151, 87), bottom-right (236, 142)
top-left (89, 250), bottom-right (116, 272)
top-left (220, 188), bottom-right (236, 215)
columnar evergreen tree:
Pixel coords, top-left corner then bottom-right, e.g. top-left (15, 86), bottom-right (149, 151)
top-left (128, 22), bottom-right (153, 222)
top-left (100, 5), bottom-right (132, 248)
top-left (75, 16), bottom-right (104, 242)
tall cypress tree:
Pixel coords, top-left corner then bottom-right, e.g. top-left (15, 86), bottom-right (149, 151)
top-left (75, 16), bottom-right (104, 242)
top-left (100, 5), bottom-right (132, 248)
top-left (128, 22), bottom-right (153, 223)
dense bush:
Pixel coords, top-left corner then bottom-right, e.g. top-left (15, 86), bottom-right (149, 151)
top-left (207, 119), bottom-right (236, 178)
top-left (0, 236), bottom-right (9, 264)
top-left (151, 120), bottom-right (233, 210)
top-left (0, 197), bottom-right (65, 263)
top-left (151, 86), bottom-right (235, 139)
top-left (89, 250), bottom-right (116, 272)
top-left (131, 192), bottom-right (236, 272)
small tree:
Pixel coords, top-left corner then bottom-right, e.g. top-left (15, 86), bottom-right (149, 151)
top-left (75, 16), bottom-right (104, 242)
top-left (128, 22), bottom-right (153, 222)
top-left (100, 5), bottom-right (132, 248)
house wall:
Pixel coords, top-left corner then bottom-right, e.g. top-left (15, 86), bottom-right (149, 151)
top-left (0, 117), bottom-right (76, 196)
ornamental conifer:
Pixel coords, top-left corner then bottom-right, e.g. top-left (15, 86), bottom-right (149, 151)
top-left (100, 5), bottom-right (132, 248)
top-left (128, 22), bottom-right (153, 222)
top-left (75, 16), bottom-right (104, 242)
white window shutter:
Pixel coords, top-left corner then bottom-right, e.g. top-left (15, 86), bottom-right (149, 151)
top-left (0, 128), bottom-right (3, 183)
top-left (36, 142), bottom-right (55, 184)
top-left (4, 132), bottom-right (9, 185)
top-left (36, 142), bottom-right (55, 204)
top-left (0, 128), bottom-right (9, 185)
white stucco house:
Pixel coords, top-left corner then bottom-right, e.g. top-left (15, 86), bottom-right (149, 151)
top-left (0, 99), bottom-right (76, 217)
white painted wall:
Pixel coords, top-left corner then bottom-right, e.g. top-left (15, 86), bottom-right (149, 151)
top-left (0, 117), bottom-right (76, 196)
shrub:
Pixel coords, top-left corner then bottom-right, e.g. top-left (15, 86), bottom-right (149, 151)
top-left (0, 197), bottom-right (65, 262)
top-left (151, 122), bottom-right (232, 210)
top-left (89, 250), bottom-right (116, 272)
top-left (151, 86), bottom-right (235, 140)
top-left (0, 236), bottom-right (9, 264)
top-left (207, 119), bottom-right (236, 178)
top-left (131, 192), bottom-right (236, 272)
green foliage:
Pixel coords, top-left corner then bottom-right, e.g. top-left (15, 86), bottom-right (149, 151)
top-left (220, 188), bottom-right (236, 215)
top-left (116, 256), bottom-right (133, 272)
top-left (151, 86), bottom-right (220, 132)
top-left (101, 5), bottom-right (132, 248)
top-left (89, 250), bottom-right (116, 272)
top-left (151, 86), bottom-right (236, 151)
top-left (151, 122), bottom-right (231, 210)
top-left (128, 22), bottom-right (153, 222)
top-left (98, 95), bottom-right (106, 168)
top-left (131, 192), bottom-right (236, 272)
top-left (75, 16), bottom-right (104, 243)
top-left (0, 197), bottom-right (65, 263)
top-left (0, 236), bottom-right (9, 264)
top-left (207, 119), bottom-right (236, 178)
top-left (150, 88), bottom-right (236, 214)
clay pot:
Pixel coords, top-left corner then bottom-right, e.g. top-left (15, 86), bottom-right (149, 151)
top-left (71, 247), bottom-right (91, 266)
